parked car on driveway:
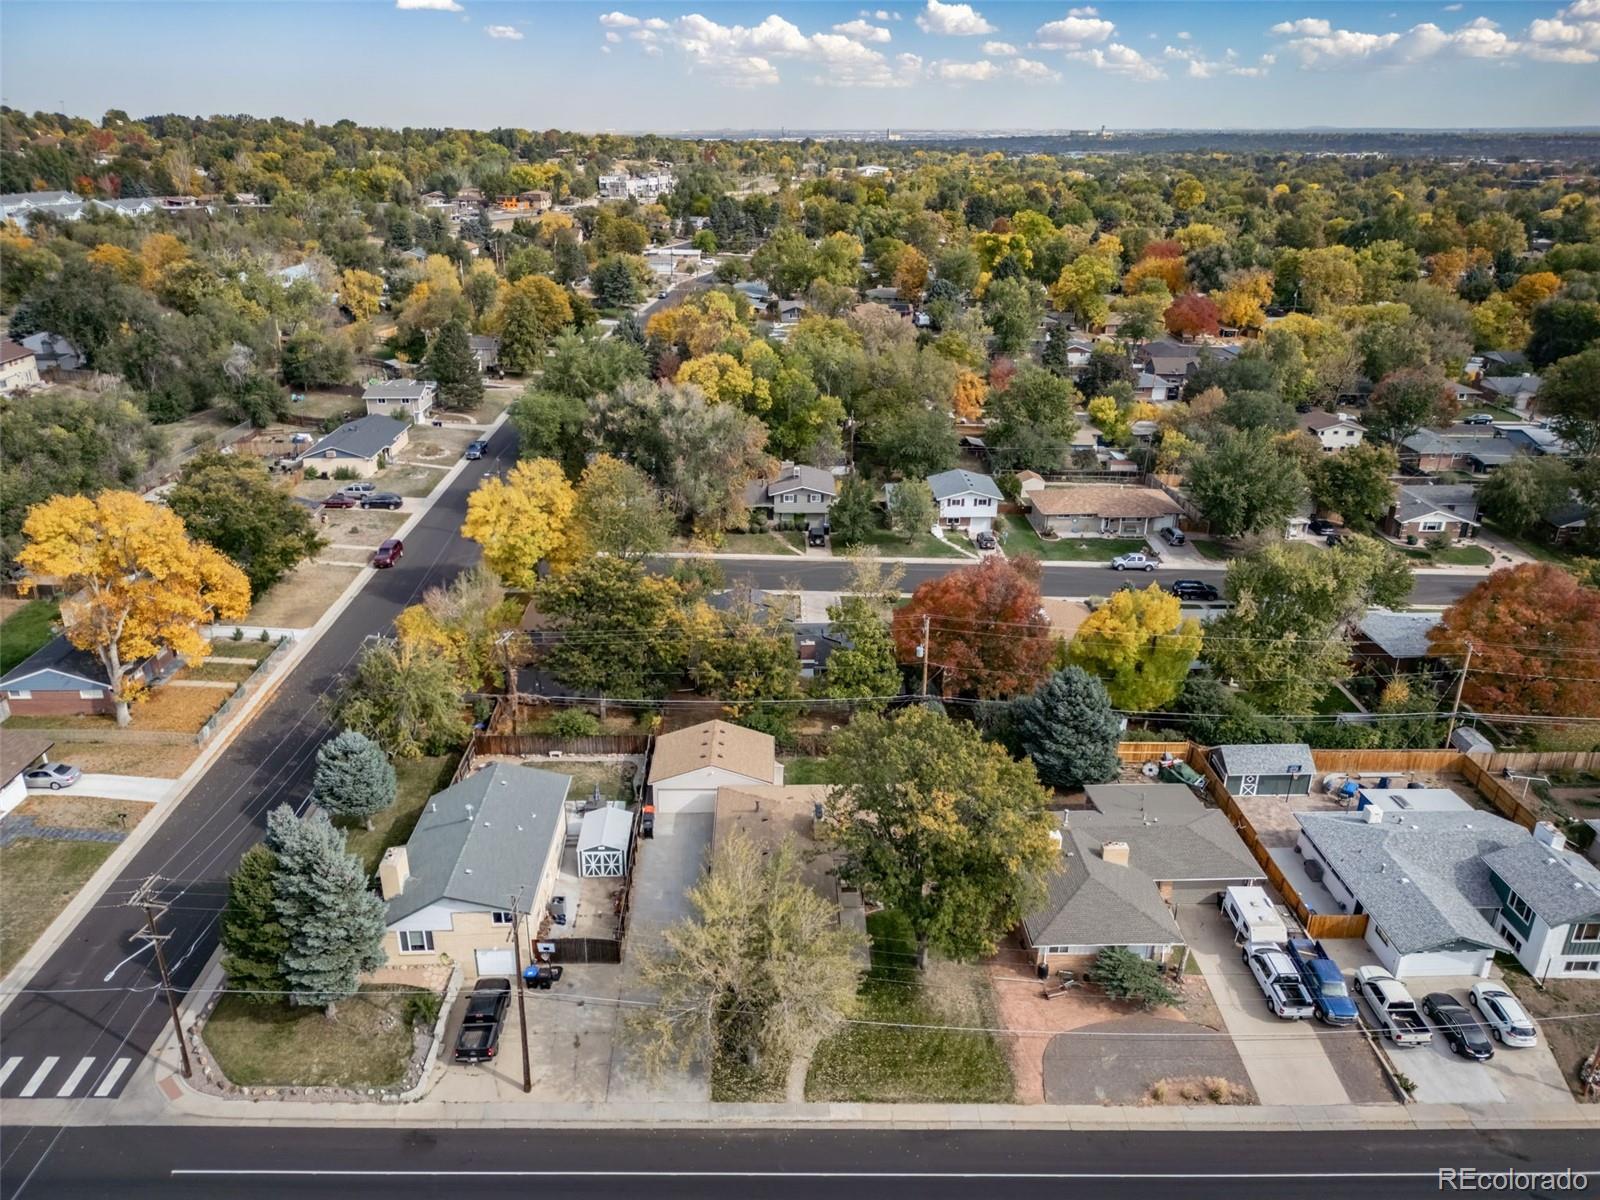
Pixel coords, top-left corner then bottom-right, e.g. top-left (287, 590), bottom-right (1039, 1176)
top-left (360, 492), bottom-right (404, 510)
top-left (1286, 939), bottom-right (1359, 1026)
top-left (1355, 966), bottom-right (1432, 1047)
top-left (1169, 579), bottom-right (1220, 602)
top-left (1422, 993), bottom-right (1494, 1061)
top-left (1158, 526), bottom-right (1186, 547)
top-left (454, 977), bottom-right (512, 1063)
top-left (322, 493), bottom-right (359, 509)
top-left (1245, 944), bottom-right (1315, 1019)
top-left (372, 538), bottom-right (404, 568)
top-left (339, 481), bottom-right (377, 495)
top-left (973, 530), bottom-right (997, 550)
top-left (1308, 518), bottom-right (1339, 536)
top-left (24, 763), bottom-right (81, 790)
top-left (1469, 983), bottom-right (1538, 1047)
top-left (1110, 552), bottom-right (1159, 572)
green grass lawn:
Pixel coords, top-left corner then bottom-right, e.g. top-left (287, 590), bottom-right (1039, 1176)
top-left (209, 637), bottom-right (282, 661)
top-left (717, 532), bottom-right (802, 556)
top-left (203, 987), bottom-right (427, 1088)
top-left (780, 756), bottom-right (832, 785)
top-left (1190, 539), bottom-right (1234, 561)
top-left (0, 839), bottom-right (117, 975)
top-left (806, 910), bottom-right (1014, 1103)
top-left (1482, 519), bottom-right (1582, 567)
top-left (999, 514), bottom-right (1145, 561)
top-left (854, 527), bottom-right (971, 559)
top-left (0, 599), bottom-right (60, 675)
top-left (1403, 544), bottom-right (1494, 567)
top-left (341, 753), bottom-right (460, 875)
top-left (535, 760), bottom-right (637, 804)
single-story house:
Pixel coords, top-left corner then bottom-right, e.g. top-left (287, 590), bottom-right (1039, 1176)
top-left (1352, 609), bottom-right (1443, 675)
top-left (1497, 423), bottom-right (1569, 458)
top-left (380, 762), bottom-right (572, 975)
top-left (1380, 484), bottom-right (1481, 542)
top-left (926, 469), bottom-right (1002, 535)
top-left (1133, 370), bottom-right (1174, 403)
top-left (468, 335), bottom-right (501, 376)
top-left (1025, 485), bottom-right (1182, 539)
top-left (0, 731), bottom-right (56, 817)
top-left (1301, 410), bottom-right (1366, 452)
top-left (19, 331), bottom-right (84, 373)
top-left (743, 463), bottom-right (838, 527)
top-left (0, 339), bottom-right (41, 394)
top-left (734, 280), bottom-right (772, 304)
top-left (1209, 743), bottom-right (1314, 797)
top-left (1399, 428), bottom-right (1524, 475)
top-left (1467, 350), bottom-right (1527, 378)
top-left (1543, 498), bottom-right (1591, 546)
top-left (295, 413), bottom-right (410, 477)
top-left (1478, 374), bottom-right (1541, 412)
top-left (1295, 811), bottom-right (1600, 980)
top-left (647, 720), bottom-right (782, 831)
top-left (362, 379), bottom-right (435, 423)
top-left (1060, 338), bottom-right (1095, 369)
top-left (0, 635), bottom-right (177, 718)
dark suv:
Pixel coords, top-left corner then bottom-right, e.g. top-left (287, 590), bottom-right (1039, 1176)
top-left (454, 978), bottom-right (512, 1063)
top-left (361, 492), bottom-right (404, 510)
top-left (1169, 579), bottom-right (1220, 602)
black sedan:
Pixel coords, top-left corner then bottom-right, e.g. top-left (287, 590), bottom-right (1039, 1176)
top-left (1308, 518), bottom-right (1340, 536)
top-left (1422, 992), bottom-right (1494, 1061)
top-left (1169, 579), bottom-right (1220, 602)
top-left (360, 492), bottom-right (404, 510)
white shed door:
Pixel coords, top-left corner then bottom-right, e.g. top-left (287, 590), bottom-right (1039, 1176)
top-left (475, 948), bottom-right (515, 976)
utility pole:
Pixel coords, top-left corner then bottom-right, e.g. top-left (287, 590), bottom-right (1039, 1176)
top-left (128, 876), bottom-right (192, 1079)
top-left (509, 888), bottom-right (532, 1095)
top-left (919, 613), bottom-right (931, 698)
top-left (1444, 639), bottom-right (1474, 747)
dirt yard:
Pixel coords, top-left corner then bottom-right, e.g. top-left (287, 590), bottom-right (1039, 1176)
top-left (12, 794), bottom-right (152, 832)
top-left (246, 562), bottom-right (363, 629)
top-left (1504, 971), bottom-right (1600, 1101)
top-left (402, 425), bottom-right (477, 463)
top-left (42, 740), bottom-right (201, 778)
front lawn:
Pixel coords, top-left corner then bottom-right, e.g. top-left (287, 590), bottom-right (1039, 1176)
top-left (1403, 545), bottom-right (1494, 567)
top-left (854, 527), bottom-right (972, 559)
top-left (1190, 539), bottom-right (1234, 562)
top-left (1482, 520), bottom-right (1582, 568)
top-left (1500, 962), bottom-right (1600, 1102)
top-left (203, 986), bottom-right (428, 1088)
top-left (715, 532), bottom-right (802, 556)
top-left (999, 515), bottom-right (1145, 562)
top-left (0, 598), bottom-right (60, 675)
top-left (806, 910), bottom-right (1014, 1103)
top-left (0, 839), bottom-right (118, 975)
top-left (342, 753), bottom-right (460, 875)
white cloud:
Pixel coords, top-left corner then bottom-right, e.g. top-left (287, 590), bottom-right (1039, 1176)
top-left (1269, 17), bottom-right (1332, 36)
top-left (1526, 0), bottom-right (1600, 61)
top-left (396, 0), bottom-right (463, 9)
top-left (1068, 6), bottom-right (1099, 15)
top-left (930, 55), bottom-right (1061, 81)
top-left (485, 24), bottom-right (523, 39)
top-left (983, 40), bottom-right (1018, 55)
top-left (1013, 56), bottom-right (1062, 80)
top-left (605, 30), bottom-right (620, 43)
top-left (1443, 2), bottom-right (1463, 9)
top-left (599, 11), bottom-right (639, 27)
top-left (1034, 11), bottom-right (1117, 48)
top-left (600, 43), bottom-right (612, 53)
top-left (1164, 44), bottom-right (1218, 76)
top-left (835, 18), bottom-right (892, 41)
top-left (917, 0), bottom-right (996, 36)
top-left (1177, 30), bottom-right (1191, 40)
top-left (1068, 41), bottom-right (1164, 79)
top-left (934, 58), bottom-right (999, 79)
top-left (1270, 13), bottom-right (1529, 65)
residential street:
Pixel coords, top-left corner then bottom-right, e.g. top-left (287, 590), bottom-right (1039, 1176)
top-left (2, 1124), bottom-right (1595, 1199)
top-left (0, 421), bottom-right (521, 1106)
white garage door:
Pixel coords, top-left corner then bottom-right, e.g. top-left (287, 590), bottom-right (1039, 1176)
top-left (475, 948), bottom-right (515, 976)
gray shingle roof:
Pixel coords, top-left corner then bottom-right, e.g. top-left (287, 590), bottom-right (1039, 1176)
top-left (1357, 609), bottom-right (1443, 661)
top-left (1483, 840), bottom-right (1600, 927)
top-left (299, 414), bottom-right (408, 461)
top-left (363, 379), bottom-right (433, 402)
top-left (1074, 786), bottom-right (1262, 882)
top-left (926, 469), bottom-right (1002, 502)
top-left (1296, 810), bottom-right (1523, 954)
top-left (1024, 833), bottom-right (1184, 949)
top-left (1393, 485), bottom-right (1481, 526)
top-left (765, 464), bottom-right (837, 499)
top-left (1213, 744), bottom-right (1314, 778)
top-left (0, 635), bottom-right (108, 692)
top-left (386, 762), bottom-right (571, 922)
top-left (1480, 375), bottom-right (1541, 399)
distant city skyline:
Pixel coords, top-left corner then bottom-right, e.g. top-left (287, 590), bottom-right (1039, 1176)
top-left (3, 0), bottom-right (1599, 132)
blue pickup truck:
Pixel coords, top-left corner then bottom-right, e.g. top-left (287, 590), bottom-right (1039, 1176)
top-left (1286, 939), bottom-right (1359, 1026)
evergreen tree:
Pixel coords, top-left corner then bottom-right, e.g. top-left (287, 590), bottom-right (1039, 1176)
top-left (220, 844), bottom-right (289, 1004)
top-left (312, 730), bottom-right (397, 831)
top-left (1040, 324), bottom-right (1074, 376)
top-left (266, 806), bottom-right (387, 1015)
top-left (422, 317), bottom-right (484, 410)
top-left (1008, 667), bottom-right (1121, 790)
top-left (1088, 946), bottom-right (1177, 1009)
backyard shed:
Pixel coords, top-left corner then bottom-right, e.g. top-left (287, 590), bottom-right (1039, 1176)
top-left (578, 804), bottom-right (633, 878)
top-left (1209, 743), bottom-right (1315, 797)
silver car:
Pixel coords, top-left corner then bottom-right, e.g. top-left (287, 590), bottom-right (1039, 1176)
top-left (24, 763), bottom-right (82, 790)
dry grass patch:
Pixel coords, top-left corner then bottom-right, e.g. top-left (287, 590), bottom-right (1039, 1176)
top-left (247, 562), bottom-right (363, 628)
top-left (130, 684), bottom-right (235, 733)
top-left (45, 740), bottom-right (201, 778)
top-left (1146, 1076), bottom-right (1254, 1105)
top-left (1503, 969), bottom-right (1600, 1102)
top-left (12, 795), bottom-right (152, 833)
top-left (203, 986), bottom-right (428, 1088)
top-left (0, 839), bottom-right (118, 975)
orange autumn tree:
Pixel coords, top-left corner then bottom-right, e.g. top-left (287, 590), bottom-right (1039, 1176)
top-left (1428, 564), bottom-right (1600, 718)
top-left (17, 491), bottom-right (250, 726)
top-left (952, 369), bottom-right (988, 422)
top-left (892, 556), bottom-right (1054, 699)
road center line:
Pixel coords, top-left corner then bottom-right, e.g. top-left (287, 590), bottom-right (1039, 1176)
top-left (171, 1169), bottom-right (1502, 1181)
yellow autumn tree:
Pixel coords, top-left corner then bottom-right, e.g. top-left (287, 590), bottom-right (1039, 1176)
top-left (677, 352), bottom-right (766, 408)
top-left (952, 369), bottom-right (987, 422)
top-left (1215, 270), bottom-right (1274, 332)
top-left (647, 290), bottom-right (750, 358)
top-left (894, 246), bottom-right (930, 302)
top-left (16, 491), bottom-right (250, 727)
top-left (138, 232), bottom-right (189, 286)
top-left (87, 242), bottom-right (143, 284)
top-left (1506, 271), bottom-right (1561, 314)
top-left (339, 268), bottom-right (384, 321)
top-left (460, 458), bottom-right (576, 588)
top-left (1067, 584), bottom-right (1203, 710)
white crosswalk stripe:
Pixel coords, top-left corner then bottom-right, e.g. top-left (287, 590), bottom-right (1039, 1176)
top-left (57, 1056), bottom-right (96, 1097)
top-left (0, 1057), bottom-right (21, 1089)
top-left (93, 1057), bottom-right (132, 1097)
top-left (18, 1056), bottom-right (58, 1097)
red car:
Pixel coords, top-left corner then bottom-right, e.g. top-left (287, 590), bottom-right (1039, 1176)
top-left (322, 493), bottom-right (359, 509)
top-left (372, 538), bottom-right (404, 568)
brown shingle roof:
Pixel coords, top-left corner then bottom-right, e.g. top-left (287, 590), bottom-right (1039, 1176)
top-left (1, 338), bottom-right (34, 366)
top-left (648, 719), bottom-right (777, 785)
top-left (1029, 485), bottom-right (1183, 520)
top-left (0, 731), bottom-right (55, 786)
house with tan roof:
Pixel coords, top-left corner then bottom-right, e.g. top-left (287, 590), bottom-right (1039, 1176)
top-left (646, 719), bottom-right (783, 832)
top-left (1025, 484), bottom-right (1183, 539)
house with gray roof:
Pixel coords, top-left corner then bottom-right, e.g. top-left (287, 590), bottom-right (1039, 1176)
top-left (0, 635), bottom-right (178, 719)
top-left (295, 413), bottom-right (410, 478)
top-left (1381, 484), bottom-right (1481, 542)
top-left (1209, 744), bottom-right (1314, 797)
top-left (742, 462), bottom-right (839, 527)
top-left (1353, 609), bottom-right (1443, 673)
top-left (379, 762), bottom-right (573, 975)
top-left (1478, 374), bottom-right (1541, 412)
top-left (925, 469), bottom-right (1002, 535)
top-left (362, 378), bottom-right (436, 423)
top-left (1296, 810), bottom-right (1600, 980)
top-left (1399, 428), bottom-right (1525, 475)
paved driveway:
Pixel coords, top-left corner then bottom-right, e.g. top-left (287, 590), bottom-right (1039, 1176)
top-left (1176, 900), bottom-right (1351, 1105)
top-left (58, 774), bottom-right (175, 804)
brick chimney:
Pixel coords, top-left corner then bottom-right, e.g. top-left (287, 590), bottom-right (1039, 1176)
top-left (1101, 840), bottom-right (1130, 867)
top-left (378, 846), bottom-right (409, 900)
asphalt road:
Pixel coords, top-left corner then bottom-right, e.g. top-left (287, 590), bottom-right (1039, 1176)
top-left (0, 421), bottom-right (521, 1106)
top-left (685, 558), bottom-right (1480, 606)
top-left (3, 1125), bottom-right (1595, 1199)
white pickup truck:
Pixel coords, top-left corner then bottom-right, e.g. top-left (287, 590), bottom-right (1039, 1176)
top-left (1354, 966), bottom-right (1433, 1047)
top-left (1245, 944), bottom-right (1315, 1019)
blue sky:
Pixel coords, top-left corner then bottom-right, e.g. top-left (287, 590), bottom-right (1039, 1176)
top-left (2, 1), bottom-right (1597, 131)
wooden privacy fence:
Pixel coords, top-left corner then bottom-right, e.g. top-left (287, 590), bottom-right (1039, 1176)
top-left (473, 733), bottom-right (650, 756)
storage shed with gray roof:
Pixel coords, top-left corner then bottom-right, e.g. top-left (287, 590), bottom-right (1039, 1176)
top-left (1209, 744), bottom-right (1314, 797)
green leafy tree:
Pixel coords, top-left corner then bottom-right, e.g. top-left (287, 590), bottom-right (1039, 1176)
top-left (421, 316), bottom-right (484, 410)
top-left (983, 276), bottom-right (1046, 355)
top-left (1527, 300), bottom-right (1600, 369)
top-left (686, 587), bottom-right (801, 717)
top-left (167, 452), bottom-right (324, 595)
top-left (626, 829), bottom-right (861, 1079)
top-left (888, 477), bottom-right (936, 542)
top-left (591, 253), bottom-right (649, 308)
top-left (1478, 456), bottom-right (1576, 536)
top-left (1185, 428), bottom-right (1307, 538)
top-left (828, 476), bottom-right (878, 548)
top-left (1008, 667), bottom-right (1122, 790)
top-left (542, 330), bottom-right (648, 399)
top-left (986, 364), bottom-right (1079, 473)
top-left (573, 455), bottom-right (673, 559)
top-left (219, 844), bottom-right (289, 1004)
top-left (312, 729), bottom-right (397, 831)
top-left (510, 387), bottom-right (588, 479)
top-left (328, 640), bottom-right (469, 758)
top-left (1088, 947), bottom-right (1177, 1009)
top-left (1307, 442), bottom-right (1399, 531)
top-left (825, 706), bottom-right (1059, 963)
top-left (1541, 347), bottom-right (1600, 458)
top-left (266, 805), bottom-right (387, 1015)
top-left (819, 593), bottom-right (901, 708)
top-left (1364, 369), bottom-right (1457, 444)
top-left (537, 557), bottom-right (686, 698)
